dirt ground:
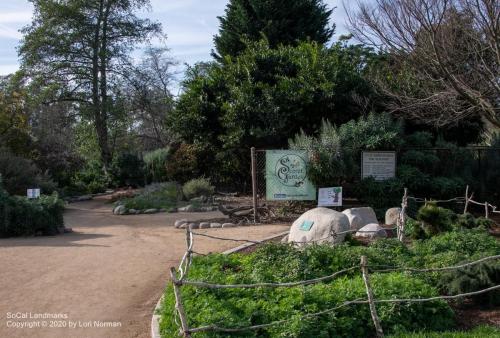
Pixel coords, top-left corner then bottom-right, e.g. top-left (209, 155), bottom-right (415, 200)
top-left (0, 196), bottom-right (289, 338)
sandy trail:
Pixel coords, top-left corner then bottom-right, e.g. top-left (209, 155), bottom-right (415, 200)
top-left (0, 196), bottom-right (289, 338)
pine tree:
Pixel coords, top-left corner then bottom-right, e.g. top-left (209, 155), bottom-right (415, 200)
top-left (213, 0), bottom-right (334, 58)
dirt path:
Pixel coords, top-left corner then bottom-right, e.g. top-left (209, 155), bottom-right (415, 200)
top-left (0, 196), bottom-right (289, 338)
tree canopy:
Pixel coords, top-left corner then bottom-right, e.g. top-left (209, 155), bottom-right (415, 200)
top-left (19, 0), bottom-right (162, 168)
top-left (213, 0), bottom-right (335, 58)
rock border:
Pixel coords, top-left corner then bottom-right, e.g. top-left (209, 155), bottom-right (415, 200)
top-left (150, 230), bottom-right (290, 338)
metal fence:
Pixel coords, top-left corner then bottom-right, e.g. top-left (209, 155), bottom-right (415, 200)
top-left (251, 147), bottom-right (500, 210)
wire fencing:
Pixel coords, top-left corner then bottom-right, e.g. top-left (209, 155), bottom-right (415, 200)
top-left (170, 226), bottom-right (500, 338)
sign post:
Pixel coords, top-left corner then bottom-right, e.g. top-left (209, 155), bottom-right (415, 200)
top-left (265, 150), bottom-right (316, 201)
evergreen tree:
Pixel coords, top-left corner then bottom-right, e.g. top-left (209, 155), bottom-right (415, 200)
top-left (213, 0), bottom-right (334, 58)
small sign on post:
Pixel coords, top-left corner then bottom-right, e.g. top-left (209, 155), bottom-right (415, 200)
top-left (27, 189), bottom-right (41, 199)
top-left (318, 187), bottom-right (342, 207)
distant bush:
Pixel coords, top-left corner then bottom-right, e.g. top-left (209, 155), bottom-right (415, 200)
top-left (388, 325), bottom-right (500, 337)
top-left (120, 182), bottom-right (179, 210)
top-left (182, 177), bottom-right (215, 200)
top-left (165, 143), bottom-right (200, 183)
top-left (70, 160), bottom-right (109, 195)
top-left (111, 153), bottom-right (144, 187)
top-left (0, 180), bottom-right (65, 237)
top-left (144, 148), bottom-right (170, 182)
top-left (0, 149), bottom-right (57, 195)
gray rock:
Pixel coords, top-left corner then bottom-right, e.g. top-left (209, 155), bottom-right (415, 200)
top-left (188, 223), bottom-right (199, 229)
top-left (342, 207), bottom-right (378, 230)
top-left (356, 223), bottom-right (387, 239)
top-left (178, 205), bottom-right (198, 212)
top-left (385, 207), bottom-right (401, 226)
top-left (167, 207), bottom-right (178, 213)
top-left (174, 219), bottom-right (188, 228)
top-left (129, 209), bottom-right (137, 214)
top-left (222, 223), bottom-right (236, 228)
top-left (199, 222), bottom-right (210, 229)
top-left (113, 205), bottom-right (127, 215)
top-left (289, 207), bottom-right (350, 246)
top-left (179, 223), bottom-right (187, 229)
top-left (159, 208), bottom-right (167, 213)
top-left (210, 223), bottom-right (222, 228)
top-left (144, 208), bottom-right (158, 214)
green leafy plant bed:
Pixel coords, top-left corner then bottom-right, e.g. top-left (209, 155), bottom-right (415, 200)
top-left (159, 229), bottom-right (500, 337)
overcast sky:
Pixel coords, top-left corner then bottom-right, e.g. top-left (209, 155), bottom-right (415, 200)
top-left (0, 0), bottom-right (353, 89)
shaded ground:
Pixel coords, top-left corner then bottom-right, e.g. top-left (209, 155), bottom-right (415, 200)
top-left (0, 196), bottom-right (289, 338)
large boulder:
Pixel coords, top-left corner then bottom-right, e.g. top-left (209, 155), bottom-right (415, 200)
top-left (385, 207), bottom-right (401, 226)
top-left (342, 207), bottom-right (378, 230)
top-left (355, 223), bottom-right (387, 239)
top-left (113, 205), bottom-right (127, 215)
top-left (288, 207), bottom-right (350, 246)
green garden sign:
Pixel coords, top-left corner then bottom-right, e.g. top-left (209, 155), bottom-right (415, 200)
top-left (265, 150), bottom-right (316, 201)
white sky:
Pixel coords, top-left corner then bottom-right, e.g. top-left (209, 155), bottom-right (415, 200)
top-left (0, 0), bottom-right (353, 91)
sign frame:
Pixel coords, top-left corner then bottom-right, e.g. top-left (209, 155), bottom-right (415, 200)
top-left (361, 151), bottom-right (397, 181)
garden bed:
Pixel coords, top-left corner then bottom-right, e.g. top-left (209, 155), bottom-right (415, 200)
top-left (159, 220), bottom-right (500, 337)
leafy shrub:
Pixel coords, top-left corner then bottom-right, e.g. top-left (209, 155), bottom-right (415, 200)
top-left (71, 160), bottom-right (109, 194)
top-left (143, 148), bottom-right (170, 182)
top-left (165, 143), bottom-right (199, 183)
top-left (439, 261), bottom-right (500, 307)
top-left (111, 153), bottom-right (144, 187)
top-left (354, 177), bottom-right (404, 210)
top-left (120, 182), bottom-right (179, 210)
top-left (416, 203), bottom-right (454, 237)
top-left (0, 180), bottom-right (65, 237)
top-left (182, 177), bottom-right (215, 200)
top-left (404, 131), bottom-right (434, 148)
top-left (290, 113), bottom-right (403, 187)
top-left (431, 176), bottom-right (466, 198)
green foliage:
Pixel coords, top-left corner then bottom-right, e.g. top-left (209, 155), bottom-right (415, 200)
top-left (171, 41), bottom-right (379, 187)
top-left (0, 179), bottom-right (65, 237)
top-left (354, 177), bottom-right (404, 210)
top-left (71, 160), bottom-right (109, 195)
top-left (439, 261), bottom-right (500, 306)
top-left (165, 143), bottom-right (200, 183)
top-left (182, 177), bottom-right (215, 200)
top-left (143, 148), bottom-right (170, 183)
top-left (290, 112), bottom-right (403, 187)
top-left (120, 182), bottom-right (179, 210)
top-left (416, 203), bottom-right (454, 237)
top-left (0, 148), bottom-right (57, 195)
top-left (111, 153), bottom-right (144, 187)
top-left (214, 0), bottom-right (334, 58)
top-left (160, 243), bottom-right (454, 337)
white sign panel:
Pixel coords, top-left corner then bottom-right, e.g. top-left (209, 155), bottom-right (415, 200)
top-left (362, 152), bottom-right (396, 181)
top-left (318, 187), bottom-right (342, 207)
top-left (27, 189), bottom-right (40, 199)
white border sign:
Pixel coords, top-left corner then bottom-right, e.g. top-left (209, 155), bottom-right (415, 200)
top-left (27, 188), bottom-right (41, 199)
top-left (361, 151), bottom-right (396, 181)
top-left (318, 187), bottom-right (342, 207)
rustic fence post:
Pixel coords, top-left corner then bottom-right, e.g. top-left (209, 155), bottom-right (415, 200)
top-left (251, 147), bottom-right (259, 223)
top-left (463, 185), bottom-right (470, 214)
top-left (170, 267), bottom-right (191, 337)
top-left (397, 188), bottom-right (407, 242)
top-left (361, 256), bottom-right (384, 337)
top-left (485, 203), bottom-right (489, 219)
